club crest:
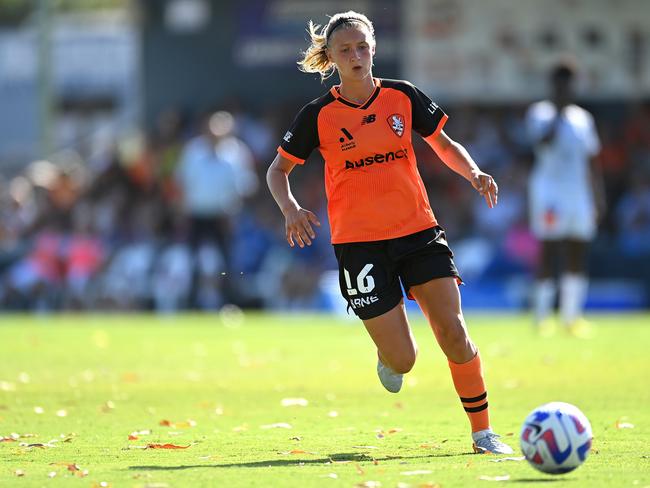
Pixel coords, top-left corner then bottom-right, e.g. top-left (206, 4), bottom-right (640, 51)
top-left (387, 113), bottom-right (405, 137)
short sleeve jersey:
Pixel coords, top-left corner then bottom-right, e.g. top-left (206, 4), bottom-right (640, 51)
top-left (278, 78), bottom-right (448, 244)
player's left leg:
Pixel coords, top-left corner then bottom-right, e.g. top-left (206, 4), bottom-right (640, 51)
top-left (409, 277), bottom-right (513, 454)
top-left (560, 239), bottom-right (591, 334)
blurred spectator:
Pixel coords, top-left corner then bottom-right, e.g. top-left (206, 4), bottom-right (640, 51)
top-left (525, 61), bottom-right (603, 333)
top-left (0, 96), bottom-right (649, 312)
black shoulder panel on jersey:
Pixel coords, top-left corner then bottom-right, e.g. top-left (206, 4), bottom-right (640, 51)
top-left (380, 79), bottom-right (447, 137)
top-left (279, 91), bottom-right (335, 162)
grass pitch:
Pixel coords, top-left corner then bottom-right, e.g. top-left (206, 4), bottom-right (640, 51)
top-left (0, 312), bottom-right (649, 487)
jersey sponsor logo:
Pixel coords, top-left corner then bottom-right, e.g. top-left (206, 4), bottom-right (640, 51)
top-left (387, 113), bottom-right (405, 137)
top-left (361, 114), bottom-right (376, 125)
top-left (283, 131), bottom-right (293, 143)
top-left (344, 148), bottom-right (408, 169)
top-left (339, 127), bottom-right (356, 151)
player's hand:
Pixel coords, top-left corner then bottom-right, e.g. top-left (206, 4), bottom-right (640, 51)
top-left (470, 171), bottom-right (498, 208)
top-left (283, 206), bottom-right (321, 248)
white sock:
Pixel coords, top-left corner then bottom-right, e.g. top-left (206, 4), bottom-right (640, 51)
top-left (560, 273), bottom-right (588, 326)
top-left (533, 279), bottom-right (556, 325)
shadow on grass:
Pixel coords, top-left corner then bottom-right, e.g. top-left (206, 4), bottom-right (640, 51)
top-left (511, 479), bottom-right (575, 483)
top-left (129, 451), bottom-right (474, 471)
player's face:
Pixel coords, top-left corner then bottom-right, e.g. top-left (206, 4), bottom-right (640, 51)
top-left (552, 77), bottom-right (573, 107)
top-left (327, 25), bottom-right (375, 81)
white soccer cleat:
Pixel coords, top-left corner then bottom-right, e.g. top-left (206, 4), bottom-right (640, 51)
top-left (377, 359), bottom-right (403, 393)
top-left (472, 429), bottom-right (515, 454)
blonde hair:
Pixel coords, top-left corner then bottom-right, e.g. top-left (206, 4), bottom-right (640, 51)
top-left (297, 11), bottom-right (375, 81)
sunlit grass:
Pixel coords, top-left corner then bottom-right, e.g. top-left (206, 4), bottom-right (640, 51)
top-left (0, 313), bottom-right (648, 487)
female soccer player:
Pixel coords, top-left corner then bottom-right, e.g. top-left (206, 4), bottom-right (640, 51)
top-left (266, 11), bottom-right (512, 454)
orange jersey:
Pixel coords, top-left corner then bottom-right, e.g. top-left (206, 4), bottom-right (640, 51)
top-left (278, 78), bottom-right (448, 244)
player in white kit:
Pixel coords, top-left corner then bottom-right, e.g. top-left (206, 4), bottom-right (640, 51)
top-left (525, 61), bottom-right (604, 335)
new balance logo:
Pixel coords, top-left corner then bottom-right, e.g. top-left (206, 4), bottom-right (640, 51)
top-left (361, 114), bottom-right (376, 125)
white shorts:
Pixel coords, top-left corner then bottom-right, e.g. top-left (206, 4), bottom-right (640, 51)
top-left (529, 187), bottom-right (596, 241)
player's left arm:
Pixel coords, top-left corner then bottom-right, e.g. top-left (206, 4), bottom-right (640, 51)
top-left (425, 130), bottom-right (498, 208)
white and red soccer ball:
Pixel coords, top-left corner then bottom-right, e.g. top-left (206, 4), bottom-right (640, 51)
top-left (520, 402), bottom-right (593, 474)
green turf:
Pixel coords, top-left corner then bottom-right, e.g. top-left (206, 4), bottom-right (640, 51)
top-left (0, 312), bottom-right (649, 487)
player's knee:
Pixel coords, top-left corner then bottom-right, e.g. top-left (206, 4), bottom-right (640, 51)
top-left (436, 314), bottom-right (468, 345)
top-left (387, 345), bottom-right (417, 374)
top-left (392, 354), bottom-right (416, 374)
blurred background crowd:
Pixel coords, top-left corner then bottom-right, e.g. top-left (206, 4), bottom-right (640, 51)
top-left (1, 0), bottom-right (649, 313)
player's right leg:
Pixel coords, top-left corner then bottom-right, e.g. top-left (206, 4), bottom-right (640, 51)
top-left (533, 239), bottom-right (560, 335)
top-left (333, 241), bottom-right (411, 393)
top-left (362, 301), bottom-right (417, 392)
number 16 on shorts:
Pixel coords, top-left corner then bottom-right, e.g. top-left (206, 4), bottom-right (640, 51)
top-left (344, 264), bottom-right (376, 295)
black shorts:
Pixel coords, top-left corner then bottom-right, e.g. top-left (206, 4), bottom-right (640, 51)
top-left (333, 226), bottom-right (460, 320)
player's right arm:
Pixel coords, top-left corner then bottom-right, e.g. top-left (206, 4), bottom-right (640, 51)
top-left (266, 154), bottom-right (321, 248)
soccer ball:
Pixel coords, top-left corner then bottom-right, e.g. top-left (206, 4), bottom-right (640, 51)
top-left (520, 402), bottom-right (593, 475)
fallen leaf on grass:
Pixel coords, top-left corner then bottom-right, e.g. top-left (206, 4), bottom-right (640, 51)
top-left (101, 401), bottom-right (116, 413)
top-left (2, 433), bottom-right (36, 442)
top-left (281, 398), bottom-right (308, 407)
top-left (354, 463), bottom-right (365, 475)
top-left (490, 456), bottom-right (525, 463)
top-left (145, 443), bottom-right (191, 449)
top-left (277, 449), bottom-right (318, 455)
top-left (355, 482), bottom-right (380, 487)
top-left (47, 471), bottom-right (57, 478)
top-left (419, 444), bottom-right (440, 449)
top-left (615, 418), bottom-right (634, 429)
top-left (319, 473), bottom-right (338, 479)
top-left (14, 469), bottom-right (25, 477)
top-left (159, 419), bottom-right (196, 429)
top-left (21, 441), bottom-right (57, 449)
top-left (260, 423), bottom-right (292, 429)
top-left (478, 475), bottom-right (510, 481)
top-left (351, 446), bottom-right (379, 449)
top-left (91, 482), bottom-right (111, 488)
top-left (131, 430), bottom-right (151, 436)
top-left (401, 470), bottom-right (432, 475)
top-left (128, 435), bottom-right (139, 440)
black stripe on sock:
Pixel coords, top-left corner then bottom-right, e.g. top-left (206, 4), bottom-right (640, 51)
top-left (460, 391), bottom-right (487, 403)
top-left (464, 402), bottom-right (488, 413)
